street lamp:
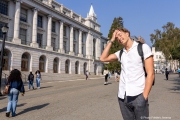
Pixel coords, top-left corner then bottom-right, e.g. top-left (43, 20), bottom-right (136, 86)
top-left (0, 25), bottom-right (9, 95)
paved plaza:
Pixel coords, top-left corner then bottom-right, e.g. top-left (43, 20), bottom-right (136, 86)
top-left (0, 74), bottom-right (180, 120)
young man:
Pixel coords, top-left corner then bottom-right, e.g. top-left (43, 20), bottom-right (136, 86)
top-left (100, 28), bottom-right (154, 120)
top-left (165, 68), bottom-right (169, 80)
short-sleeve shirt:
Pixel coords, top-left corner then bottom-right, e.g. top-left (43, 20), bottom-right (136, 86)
top-left (114, 41), bottom-right (152, 99)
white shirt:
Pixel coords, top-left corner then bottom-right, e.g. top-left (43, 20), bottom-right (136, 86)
top-left (114, 41), bottom-right (152, 99)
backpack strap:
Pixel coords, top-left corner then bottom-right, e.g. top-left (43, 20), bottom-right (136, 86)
top-left (137, 42), bottom-right (144, 63)
top-left (119, 49), bottom-right (123, 61)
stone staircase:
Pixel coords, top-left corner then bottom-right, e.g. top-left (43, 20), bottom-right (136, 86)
top-left (1, 70), bottom-right (104, 83)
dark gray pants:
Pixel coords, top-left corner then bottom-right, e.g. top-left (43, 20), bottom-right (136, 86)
top-left (118, 93), bottom-right (149, 120)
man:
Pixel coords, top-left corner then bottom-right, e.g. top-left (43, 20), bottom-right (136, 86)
top-left (165, 68), bottom-right (169, 80)
top-left (100, 28), bottom-right (154, 120)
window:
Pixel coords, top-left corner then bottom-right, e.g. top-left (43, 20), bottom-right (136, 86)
top-left (63, 26), bottom-right (66, 37)
top-left (37, 33), bottom-right (43, 48)
top-left (63, 41), bottom-right (66, 53)
top-left (81, 33), bottom-right (84, 43)
top-left (94, 25), bottom-right (96, 29)
top-left (102, 42), bottom-right (104, 53)
top-left (52, 21), bottom-right (55, 32)
top-left (20, 28), bottom-right (27, 45)
top-left (82, 46), bottom-right (84, 55)
top-left (73, 30), bottom-right (76, 40)
top-left (0, 22), bottom-right (6, 39)
top-left (0, 0), bottom-right (8, 15)
top-left (93, 39), bottom-right (96, 58)
top-left (20, 8), bottom-right (27, 22)
top-left (37, 15), bottom-right (43, 28)
top-left (51, 38), bottom-right (56, 51)
top-left (73, 43), bottom-right (76, 54)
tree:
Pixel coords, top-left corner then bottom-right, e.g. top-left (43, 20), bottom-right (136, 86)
top-left (150, 22), bottom-right (180, 61)
top-left (105, 17), bottom-right (124, 71)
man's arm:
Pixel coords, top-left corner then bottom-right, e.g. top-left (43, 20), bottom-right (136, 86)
top-left (100, 30), bottom-right (119, 62)
top-left (143, 56), bottom-right (155, 99)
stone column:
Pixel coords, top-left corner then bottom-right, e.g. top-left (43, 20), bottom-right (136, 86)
top-left (30, 8), bottom-right (39, 48)
top-left (12, 0), bottom-right (21, 44)
top-left (78, 30), bottom-right (83, 57)
top-left (58, 21), bottom-right (64, 53)
top-left (69, 25), bottom-right (74, 55)
top-left (46, 15), bottom-right (53, 51)
top-left (96, 38), bottom-right (101, 60)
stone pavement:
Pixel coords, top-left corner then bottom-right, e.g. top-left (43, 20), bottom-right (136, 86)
top-left (0, 74), bottom-right (179, 120)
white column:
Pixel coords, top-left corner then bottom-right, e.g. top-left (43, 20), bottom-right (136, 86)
top-left (69, 25), bottom-right (74, 55)
top-left (46, 15), bottom-right (53, 51)
top-left (96, 38), bottom-right (101, 60)
top-left (12, 0), bottom-right (21, 44)
top-left (58, 21), bottom-right (64, 53)
top-left (78, 30), bottom-right (83, 57)
top-left (30, 8), bottom-right (39, 48)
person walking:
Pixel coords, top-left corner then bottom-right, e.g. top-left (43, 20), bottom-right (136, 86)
top-left (100, 28), bottom-right (154, 120)
top-left (35, 70), bottom-right (41, 89)
top-left (165, 68), bottom-right (169, 80)
top-left (5, 69), bottom-right (25, 117)
top-left (103, 68), bottom-right (109, 85)
top-left (28, 72), bottom-right (34, 90)
top-left (85, 70), bottom-right (89, 80)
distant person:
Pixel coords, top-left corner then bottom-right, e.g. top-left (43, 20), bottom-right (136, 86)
top-left (85, 70), bottom-right (89, 80)
top-left (116, 70), bottom-right (121, 82)
top-left (103, 68), bottom-right (109, 85)
top-left (165, 68), bottom-right (169, 80)
top-left (28, 72), bottom-right (34, 90)
top-left (177, 68), bottom-right (180, 77)
top-left (5, 69), bottom-right (25, 117)
top-left (35, 70), bottom-right (41, 89)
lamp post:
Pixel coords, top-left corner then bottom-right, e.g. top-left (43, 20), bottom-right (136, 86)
top-left (0, 25), bottom-right (9, 95)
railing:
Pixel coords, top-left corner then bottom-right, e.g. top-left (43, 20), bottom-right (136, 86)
top-left (21, 40), bottom-right (31, 46)
top-left (39, 45), bottom-right (47, 49)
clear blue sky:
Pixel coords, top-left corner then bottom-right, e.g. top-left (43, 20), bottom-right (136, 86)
top-left (56, 0), bottom-right (180, 47)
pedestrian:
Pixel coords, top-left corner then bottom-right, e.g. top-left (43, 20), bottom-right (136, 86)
top-left (103, 68), bottom-right (109, 85)
top-left (114, 70), bottom-right (118, 81)
top-left (100, 28), bottom-right (154, 120)
top-left (5, 69), bottom-right (25, 117)
top-left (178, 68), bottom-right (180, 77)
top-left (85, 70), bottom-right (89, 80)
top-left (28, 72), bottom-right (34, 90)
top-left (35, 70), bottom-right (41, 89)
top-left (165, 68), bottom-right (169, 80)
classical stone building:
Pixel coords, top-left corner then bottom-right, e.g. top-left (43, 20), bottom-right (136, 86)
top-left (0, 0), bottom-right (108, 75)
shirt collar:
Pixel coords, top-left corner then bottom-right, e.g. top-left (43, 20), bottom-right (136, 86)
top-left (123, 41), bottom-right (138, 52)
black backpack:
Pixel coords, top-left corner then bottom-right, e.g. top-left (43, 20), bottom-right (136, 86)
top-left (119, 42), bottom-right (155, 85)
top-left (30, 74), bottom-right (34, 80)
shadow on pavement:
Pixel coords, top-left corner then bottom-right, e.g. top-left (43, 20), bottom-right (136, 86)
top-left (17, 103), bottom-right (49, 116)
top-left (0, 103), bottom-right (26, 113)
top-left (0, 96), bottom-right (7, 100)
top-left (168, 76), bottom-right (180, 92)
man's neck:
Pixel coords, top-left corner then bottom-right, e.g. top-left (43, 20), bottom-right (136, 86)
top-left (125, 38), bottom-right (134, 51)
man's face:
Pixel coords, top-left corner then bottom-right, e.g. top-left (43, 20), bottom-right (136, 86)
top-left (116, 31), bottom-right (129, 45)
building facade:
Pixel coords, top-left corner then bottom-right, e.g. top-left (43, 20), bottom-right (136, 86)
top-left (152, 47), bottom-right (179, 73)
top-left (0, 0), bottom-right (108, 75)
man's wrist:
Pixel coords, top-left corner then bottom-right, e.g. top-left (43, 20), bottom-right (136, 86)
top-left (108, 40), bottom-right (114, 44)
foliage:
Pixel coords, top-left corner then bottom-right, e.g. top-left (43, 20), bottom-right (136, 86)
top-left (150, 22), bottom-right (180, 61)
top-left (105, 17), bottom-right (124, 71)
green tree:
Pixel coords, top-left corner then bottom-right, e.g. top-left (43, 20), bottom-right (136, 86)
top-left (150, 22), bottom-right (180, 62)
top-left (106, 17), bottom-right (124, 71)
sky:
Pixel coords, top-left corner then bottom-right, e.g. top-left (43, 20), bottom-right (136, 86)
top-left (56, 0), bottom-right (180, 47)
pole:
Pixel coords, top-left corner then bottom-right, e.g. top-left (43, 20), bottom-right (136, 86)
top-left (0, 33), bottom-right (6, 95)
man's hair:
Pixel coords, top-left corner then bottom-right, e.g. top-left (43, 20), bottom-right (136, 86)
top-left (116, 27), bottom-right (130, 37)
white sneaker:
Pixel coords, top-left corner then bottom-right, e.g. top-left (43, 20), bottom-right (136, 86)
top-left (104, 82), bottom-right (107, 85)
